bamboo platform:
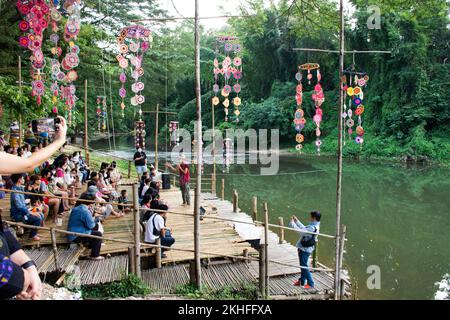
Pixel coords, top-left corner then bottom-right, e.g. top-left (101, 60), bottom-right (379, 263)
top-left (77, 255), bottom-right (129, 286)
top-left (23, 247), bottom-right (84, 274)
top-left (0, 182), bottom-right (346, 299)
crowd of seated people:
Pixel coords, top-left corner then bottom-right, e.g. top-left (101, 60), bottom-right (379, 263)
top-left (0, 142), bottom-right (128, 245)
top-left (0, 138), bottom-right (174, 270)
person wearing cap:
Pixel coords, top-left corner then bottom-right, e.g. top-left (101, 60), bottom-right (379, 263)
top-left (133, 147), bottom-right (148, 179)
top-left (9, 174), bottom-right (43, 241)
top-left (289, 211), bottom-right (321, 289)
top-left (165, 155), bottom-right (191, 206)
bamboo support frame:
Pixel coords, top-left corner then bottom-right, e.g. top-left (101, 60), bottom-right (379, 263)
top-left (3, 220), bottom-right (335, 272)
top-left (263, 203), bottom-right (269, 298)
top-left (278, 217), bottom-right (285, 244)
top-left (50, 228), bottom-right (60, 273)
top-left (233, 189), bottom-right (238, 213)
top-left (221, 179), bottom-right (225, 200)
top-left (132, 183), bottom-right (141, 277)
top-left (155, 238), bottom-right (162, 269)
top-left (252, 196), bottom-right (258, 222)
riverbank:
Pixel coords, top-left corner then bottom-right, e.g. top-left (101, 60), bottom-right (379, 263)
top-left (287, 139), bottom-right (450, 169)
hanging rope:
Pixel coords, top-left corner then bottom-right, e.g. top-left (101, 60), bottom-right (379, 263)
top-left (106, 0), bottom-right (117, 153)
top-left (165, 0), bottom-right (169, 156)
top-left (99, 0), bottom-right (112, 151)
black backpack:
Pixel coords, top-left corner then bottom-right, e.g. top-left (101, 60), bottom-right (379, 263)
top-left (300, 227), bottom-right (317, 248)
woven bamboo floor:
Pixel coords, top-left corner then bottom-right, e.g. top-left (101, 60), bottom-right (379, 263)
top-left (141, 261), bottom-right (334, 298)
top-left (23, 247), bottom-right (84, 274)
top-left (77, 255), bottom-right (129, 286)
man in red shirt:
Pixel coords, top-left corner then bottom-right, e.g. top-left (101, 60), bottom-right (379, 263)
top-left (166, 156), bottom-right (190, 206)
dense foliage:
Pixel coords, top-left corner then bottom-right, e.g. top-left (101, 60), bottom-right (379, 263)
top-left (0, 0), bottom-right (448, 163)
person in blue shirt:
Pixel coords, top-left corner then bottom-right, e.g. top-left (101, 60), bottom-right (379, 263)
top-left (67, 193), bottom-right (104, 260)
top-left (289, 211), bottom-right (321, 289)
top-left (9, 174), bottom-right (42, 241)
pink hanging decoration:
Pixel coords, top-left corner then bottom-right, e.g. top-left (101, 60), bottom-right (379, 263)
top-left (213, 36), bottom-right (243, 122)
top-left (296, 63), bottom-right (324, 154)
top-left (117, 25), bottom-right (152, 118)
top-left (17, 0), bottom-right (50, 105)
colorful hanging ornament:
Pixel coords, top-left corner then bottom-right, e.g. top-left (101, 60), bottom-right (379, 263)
top-left (117, 25), bottom-right (152, 118)
top-left (212, 36), bottom-right (243, 122)
top-left (295, 63), bottom-right (324, 154)
top-left (342, 67), bottom-right (369, 146)
top-left (135, 120), bottom-right (146, 150)
top-left (293, 68), bottom-right (306, 151)
top-left (16, 0), bottom-right (51, 105)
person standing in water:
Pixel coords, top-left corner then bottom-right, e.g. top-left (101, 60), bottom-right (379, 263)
top-left (165, 155), bottom-right (190, 206)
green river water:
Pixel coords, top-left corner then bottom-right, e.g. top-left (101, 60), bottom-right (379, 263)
top-left (90, 137), bottom-right (450, 300)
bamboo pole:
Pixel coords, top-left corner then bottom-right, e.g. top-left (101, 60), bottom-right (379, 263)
top-left (50, 228), bottom-right (60, 273)
top-left (18, 56), bottom-right (22, 147)
top-left (193, 0), bottom-right (202, 290)
top-left (128, 246), bottom-right (135, 274)
top-left (258, 244), bottom-right (266, 298)
top-left (313, 240), bottom-right (319, 268)
top-left (211, 174), bottom-right (214, 194)
top-left (338, 225), bottom-right (347, 299)
top-left (221, 179), bottom-right (225, 200)
top-left (84, 79), bottom-right (90, 166)
top-left (128, 160), bottom-right (132, 179)
top-left (252, 196), bottom-right (258, 221)
top-left (132, 183), bottom-right (141, 278)
top-left (334, 0), bottom-right (345, 300)
top-left (243, 248), bottom-right (249, 264)
top-left (155, 103), bottom-right (159, 171)
top-left (263, 202), bottom-right (269, 298)
top-left (232, 189), bottom-right (238, 212)
top-left (278, 217), bottom-right (285, 244)
top-left (155, 238), bottom-right (162, 269)
top-left (212, 100), bottom-right (216, 194)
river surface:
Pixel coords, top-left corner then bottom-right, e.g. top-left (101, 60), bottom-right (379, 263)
top-left (90, 137), bottom-right (450, 300)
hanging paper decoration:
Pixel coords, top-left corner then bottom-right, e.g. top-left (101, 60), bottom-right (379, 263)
top-left (17, 0), bottom-right (51, 105)
top-left (213, 36), bottom-right (243, 122)
top-left (117, 25), bottom-right (152, 118)
top-left (96, 96), bottom-right (107, 132)
top-left (342, 69), bottom-right (369, 145)
top-left (17, 0), bottom-right (82, 115)
top-left (135, 120), bottom-right (146, 150)
top-left (294, 63), bottom-right (324, 154)
top-left (60, 0), bottom-right (82, 123)
top-left (169, 121), bottom-right (179, 146)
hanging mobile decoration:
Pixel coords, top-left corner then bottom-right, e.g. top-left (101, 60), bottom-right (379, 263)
top-left (134, 120), bottom-right (146, 150)
top-left (293, 68), bottom-right (306, 151)
top-left (213, 36), bottom-right (243, 122)
top-left (342, 67), bottom-right (369, 145)
top-left (96, 96), bottom-right (107, 132)
top-left (169, 121), bottom-right (179, 147)
top-left (17, 0), bottom-right (51, 105)
top-left (295, 63), bottom-right (324, 154)
top-left (117, 25), bottom-right (152, 118)
top-left (60, 0), bottom-right (82, 124)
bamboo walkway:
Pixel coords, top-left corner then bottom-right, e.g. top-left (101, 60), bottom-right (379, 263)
top-left (0, 182), bottom-right (344, 299)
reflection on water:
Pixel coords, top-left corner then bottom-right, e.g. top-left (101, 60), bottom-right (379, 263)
top-left (90, 137), bottom-right (450, 300)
